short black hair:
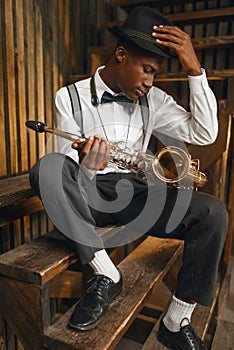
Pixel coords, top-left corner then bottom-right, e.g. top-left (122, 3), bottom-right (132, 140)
top-left (116, 38), bottom-right (165, 64)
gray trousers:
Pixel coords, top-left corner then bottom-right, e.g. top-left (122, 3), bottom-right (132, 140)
top-left (29, 152), bottom-right (228, 306)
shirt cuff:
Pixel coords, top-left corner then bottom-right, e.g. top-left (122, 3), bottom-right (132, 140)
top-left (81, 165), bottom-right (97, 180)
top-left (188, 68), bottom-right (210, 94)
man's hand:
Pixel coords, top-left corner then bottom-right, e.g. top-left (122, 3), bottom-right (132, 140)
top-left (72, 136), bottom-right (110, 171)
top-left (152, 25), bottom-right (202, 76)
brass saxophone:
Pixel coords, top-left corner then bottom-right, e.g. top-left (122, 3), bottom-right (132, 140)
top-left (26, 121), bottom-right (207, 189)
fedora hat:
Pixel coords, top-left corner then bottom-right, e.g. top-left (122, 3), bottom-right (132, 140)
top-left (112, 6), bottom-right (176, 58)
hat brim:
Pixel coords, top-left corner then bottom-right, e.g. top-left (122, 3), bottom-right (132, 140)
top-left (112, 25), bottom-right (177, 59)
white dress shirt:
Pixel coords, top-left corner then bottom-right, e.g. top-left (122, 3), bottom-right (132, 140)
top-left (55, 66), bottom-right (218, 175)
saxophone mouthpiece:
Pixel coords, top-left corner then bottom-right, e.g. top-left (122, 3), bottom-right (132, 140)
top-left (25, 120), bottom-right (47, 133)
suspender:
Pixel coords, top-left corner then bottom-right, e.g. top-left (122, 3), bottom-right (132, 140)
top-left (66, 82), bottom-right (149, 144)
top-left (139, 93), bottom-right (149, 144)
top-left (66, 83), bottom-right (84, 137)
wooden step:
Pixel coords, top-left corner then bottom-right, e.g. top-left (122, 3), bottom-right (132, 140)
top-left (43, 236), bottom-right (183, 350)
top-left (0, 174), bottom-right (33, 207)
top-left (0, 173), bottom-right (43, 227)
top-left (0, 225), bottom-right (127, 286)
top-left (113, 0), bottom-right (197, 7)
top-left (211, 320), bottom-right (234, 350)
top-left (0, 230), bottom-right (77, 285)
top-left (86, 36), bottom-right (234, 74)
top-left (70, 68), bottom-right (234, 85)
top-left (142, 283), bottom-right (220, 350)
top-left (107, 7), bottom-right (234, 27)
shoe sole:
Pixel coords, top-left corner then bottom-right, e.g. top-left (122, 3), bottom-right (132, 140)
top-left (68, 289), bottom-right (122, 331)
top-left (157, 333), bottom-right (174, 349)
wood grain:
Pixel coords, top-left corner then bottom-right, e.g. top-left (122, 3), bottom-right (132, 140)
top-left (43, 237), bottom-right (183, 350)
top-left (0, 230), bottom-right (77, 285)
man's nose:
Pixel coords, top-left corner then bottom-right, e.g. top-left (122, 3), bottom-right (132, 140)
top-left (143, 76), bottom-right (154, 88)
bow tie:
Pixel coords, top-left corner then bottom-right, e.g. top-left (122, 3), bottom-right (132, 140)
top-left (101, 91), bottom-right (133, 105)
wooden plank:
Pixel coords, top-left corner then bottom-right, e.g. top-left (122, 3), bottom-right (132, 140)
top-left (192, 35), bottom-right (234, 49)
top-left (15, 0), bottom-right (28, 173)
top-left (223, 120), bottom-right (234, 269)
top-left (113, 0), bottom-right (197, 7)
top-left (211, 320), bottom-right (234, 350)
top-left (35, 1), bottom-right (45, 159)
top-left (0, 197), bottom-right (43, 227)
top-left (43, 237), bottom-right (183, 350)
top-left (0, 230), bottom-right (77, 285)
top-left (106, 7), bottom-right (234, 28)
top-left (156, 69), bottom-right (234, 82)
top-left (0, 174), bottom-right (33, 207)
top-left (49, 270), bottom-right (83, 299)
top-left (69, 69), bottom-right (234, 84)
top-left (25, 0), bottom-right (37, 169)
top-left (0, 0), bottom-right (7, 178)
top-left (0, 276), bottom-right (51, 350)
top-left (4, 0), bottom-right (19, 175)
top-left (142, 284), bottom-right (220, 350)
top-left (188, 100), bottom-right (231, 171)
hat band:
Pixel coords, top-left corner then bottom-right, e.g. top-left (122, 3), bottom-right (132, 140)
top-left (122, 28), bottom-right (156, 45)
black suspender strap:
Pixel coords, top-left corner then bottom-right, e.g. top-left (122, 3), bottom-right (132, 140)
top-left (139, 94), bottom-right (149, 145)
top-left (66, 83), bottom-right (84, 137)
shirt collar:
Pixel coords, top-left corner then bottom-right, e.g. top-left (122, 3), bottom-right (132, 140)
top-left (94, 66), bottom-right (115, 101)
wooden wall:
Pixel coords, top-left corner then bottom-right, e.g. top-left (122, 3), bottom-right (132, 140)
top-left (0, 0), bottom-right (110, 253)
top-left (0, 0), bottom-right (111, 180)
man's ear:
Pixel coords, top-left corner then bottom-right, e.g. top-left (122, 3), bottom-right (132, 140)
top-left (115, 46), bottom-right (127, 63)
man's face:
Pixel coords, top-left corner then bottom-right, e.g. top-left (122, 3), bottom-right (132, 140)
top-left (115, 47), bottom-right (163, 100)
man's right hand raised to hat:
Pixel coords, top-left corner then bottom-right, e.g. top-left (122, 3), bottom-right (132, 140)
top-left (152, 25), bottom-right (202, 76)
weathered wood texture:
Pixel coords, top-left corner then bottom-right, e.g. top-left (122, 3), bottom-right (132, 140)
top-left (0, 276), bottom-right (50, 350)
top-left (0, 0), bottom-right (111, 266)
top-left (0, 174), bottom-right (33, 207)
top-left (43, 237), bottom-right (183, 350)
top-left (211, 320), bottom-right (234, 350)
top-left (0, 230), bottom-right (77, 285)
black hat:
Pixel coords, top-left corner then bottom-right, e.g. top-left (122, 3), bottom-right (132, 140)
top-left (112, 6), bottom-right (176, 58)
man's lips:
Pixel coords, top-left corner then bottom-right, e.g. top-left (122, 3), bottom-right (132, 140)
top-left (136, 88), bottom-right (147, 96)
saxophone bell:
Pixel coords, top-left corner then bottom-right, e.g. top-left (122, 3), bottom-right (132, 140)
top-left (152, 146), bottom-right (207, 189)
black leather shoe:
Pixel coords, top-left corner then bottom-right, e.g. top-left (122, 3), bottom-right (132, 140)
top-left (157, 318), bottom-right (207, 349)
top-left (68, 271), bottom-right (122, 331)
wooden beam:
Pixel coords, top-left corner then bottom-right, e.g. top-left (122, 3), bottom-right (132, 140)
top-left (192, 35), bottom-right (234, 50)
top-left (70, 69), bottom-right (234, 84)
top-left (113, 0), bottom-right (195, 7)
top-left (155, 69), bottom-right (234, 82)
top-left (107, 7), bottom-right (234, 28)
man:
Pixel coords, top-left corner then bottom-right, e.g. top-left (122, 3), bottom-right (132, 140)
top-left (29, 6), bottom-right (228, 350)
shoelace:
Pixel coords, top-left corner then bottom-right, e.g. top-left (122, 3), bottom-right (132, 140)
top-left (183, 324), bottom-right (207, 349)
top-left (86, 276), bottom-right (112, 301)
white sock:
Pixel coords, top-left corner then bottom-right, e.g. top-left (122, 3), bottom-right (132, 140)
top-left (163, 295), bottom-right (197, 332)
top-left (89, 249), bottom-right (120, 283)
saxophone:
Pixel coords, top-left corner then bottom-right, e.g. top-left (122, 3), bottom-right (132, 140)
top-left (26, 121), bottom-right (207, 189)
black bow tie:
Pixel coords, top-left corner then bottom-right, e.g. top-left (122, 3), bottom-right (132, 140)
top-left (101, 91), bottom-right (133, 105)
